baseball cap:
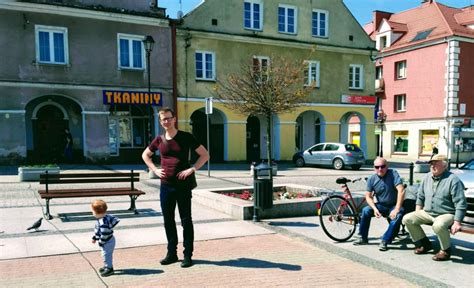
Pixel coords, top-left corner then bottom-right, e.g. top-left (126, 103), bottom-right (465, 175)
top-left (429, 154), bottom-right (447, 163)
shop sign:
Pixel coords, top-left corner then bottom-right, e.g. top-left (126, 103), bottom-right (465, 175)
top-left (103, 90), bottom-right (162, 106)
top-left (452, 118), bottom-right (465, 126)
top-left (341, 95), bottom-right (377, 105)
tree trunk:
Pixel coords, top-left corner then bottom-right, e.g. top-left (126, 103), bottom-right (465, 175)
top-left (266, 112), bottom-right (273, 181)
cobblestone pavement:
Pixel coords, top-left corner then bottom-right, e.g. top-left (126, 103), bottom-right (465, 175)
top-left (0, 163), bottom-right (470, 287)
top-left (0, 234), bottom-right (418, 288)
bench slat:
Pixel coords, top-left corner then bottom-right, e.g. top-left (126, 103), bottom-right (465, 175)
top-left (39, 187), bottom-right (135, 193)
top-left (40, 172), bottom-right (139, 179)
top-left (40, 178), bottom-right (136, 184)
top-left (39, 189), bottom-right (145, 199)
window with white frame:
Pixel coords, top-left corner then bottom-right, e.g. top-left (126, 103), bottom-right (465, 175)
top-left (253, 56), bottom-right (270, 83)
top-left (304, 60), bottom-right (320, 87)
top-left (396, 60), bottom-right (407, 79)
top-left (35, 25), bottom-right (68, 64)
top-left (395, 94), bottom-right (406, 112)
top-left (195, 51), bottom-right (215, 81)
top-left (243, 0), bottom-right (263, 30)
top-left (312, 9), bottom-right (328, 38)
top-left (349, 64), bottom-right (364, 89)
top-left (278, 5), bottom-right (297, 34)
top-left (118, 34), bottom-right (145, 69)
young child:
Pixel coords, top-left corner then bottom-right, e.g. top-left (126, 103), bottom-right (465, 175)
top-left (91, 200), bottom-right (120, 277)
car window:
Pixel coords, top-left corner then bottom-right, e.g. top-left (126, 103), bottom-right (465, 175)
top-left (324, 144), bottom-right (339, 151)
top-left (345, 144), bottom-right (361, 152)
top-left (461, 160), bottom-right (474, 170)
top-left (311, 144), bottom-right (324, 152)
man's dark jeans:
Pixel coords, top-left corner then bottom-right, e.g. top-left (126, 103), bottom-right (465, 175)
top-left (160, 182), bottom-right (194, 257)
top-left (357, 203), bottom-right (404, 243)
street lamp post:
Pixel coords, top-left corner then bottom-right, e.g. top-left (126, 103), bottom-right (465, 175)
top-left (143, 35), bottom-right (155, 144)
top-left (377, 109), bottom-right (387, 157)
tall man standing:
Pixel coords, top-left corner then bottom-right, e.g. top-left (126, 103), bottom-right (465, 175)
top-left (402, 154), bottom-right (466, 261)
top-left (353, 157), bottom-right (405, 251)
top-left (142, 107), bottom-right (209, 268)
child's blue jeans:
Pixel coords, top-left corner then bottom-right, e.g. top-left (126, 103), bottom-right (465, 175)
top-left (101, 236), bottom-right (116, 268)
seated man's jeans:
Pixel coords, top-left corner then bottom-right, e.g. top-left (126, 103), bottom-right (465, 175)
top-left (357, 203), bottom-right (405, 243)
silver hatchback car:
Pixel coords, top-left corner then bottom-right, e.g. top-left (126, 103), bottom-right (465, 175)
top-left (292, 142), bottom-right (366, 170)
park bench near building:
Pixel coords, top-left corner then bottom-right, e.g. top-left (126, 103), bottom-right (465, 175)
top-left (38, 170), bottom-right (145, 219)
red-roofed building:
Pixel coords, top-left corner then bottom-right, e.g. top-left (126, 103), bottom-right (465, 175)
top-left (366, 0), bottom-right (474, 162)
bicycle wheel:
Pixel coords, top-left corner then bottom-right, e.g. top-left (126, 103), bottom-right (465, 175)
top-left (319, 195), bottom-right (357, 242)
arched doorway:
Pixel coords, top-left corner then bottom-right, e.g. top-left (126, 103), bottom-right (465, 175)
top-left (33, 105), bottom-right (67, 163)
top-left (340, 112), bottom-right (367, 156)
top-left (190, 108), bottom-right (225, 162)
top-left (295, 111), bottom-right (325, 151)
top-left (246, 115), bottom-right (260, 163)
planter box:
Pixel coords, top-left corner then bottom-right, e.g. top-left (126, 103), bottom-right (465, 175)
top-left (192, 184), bottom-right (366, 220)
top-left (18, 167), bottom-right (60, 182)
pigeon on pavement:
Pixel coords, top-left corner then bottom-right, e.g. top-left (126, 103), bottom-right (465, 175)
top-left (27, 218), bottom-right (43, 231)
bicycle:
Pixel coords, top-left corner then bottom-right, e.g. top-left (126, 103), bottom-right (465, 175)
top-left (317, 177), bottom-right (366, 242)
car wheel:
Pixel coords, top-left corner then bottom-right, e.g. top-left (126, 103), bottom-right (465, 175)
top-left (333, 158), bottom-right (344, 170)
top-left (295, 157), bottom-right (305, 167)
top-left (351, 164), bottom-right (362, 170)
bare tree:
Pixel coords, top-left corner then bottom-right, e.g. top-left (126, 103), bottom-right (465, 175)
top-left (214, 55), bottom-right (314, 174)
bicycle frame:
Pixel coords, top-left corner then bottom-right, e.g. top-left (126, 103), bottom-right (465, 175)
top-left (340, 182), bottom-right (366, 216)
top-left (317, 178), bottom-right (366, 217)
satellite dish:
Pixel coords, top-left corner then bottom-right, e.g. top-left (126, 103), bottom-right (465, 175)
top-left (177, 10), bottom-right (184, 19)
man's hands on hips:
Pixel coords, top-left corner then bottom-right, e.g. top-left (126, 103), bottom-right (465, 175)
top-left (153, 168), bottom-right (165, 178)
top-left (177, 167), bottom-right (195, 180)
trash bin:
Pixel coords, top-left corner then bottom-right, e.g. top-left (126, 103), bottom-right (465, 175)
top-left (253, 162), bottom-right (273, 210)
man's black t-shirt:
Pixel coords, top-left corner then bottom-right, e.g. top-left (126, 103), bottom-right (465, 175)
top-left (148, 131), bottom-right (200, 184)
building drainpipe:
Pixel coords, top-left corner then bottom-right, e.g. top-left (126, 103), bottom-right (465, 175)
top-left (171, 20), bottom-right (178, 128)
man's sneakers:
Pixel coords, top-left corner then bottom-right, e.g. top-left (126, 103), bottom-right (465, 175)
top-left (160, 253), bottom-right (179, 265)
top-left (353, 238), bottom-right (389, 251)
top-left (378, 241), bottom-right (388, 251)
top-left (100, 267), bottom-right (114, 277)
top-left (160, 253), bottom-right (193, 268)
top-left (353, 237), bottom-right (368, 245)
top-left (181, 256), bottom-right (193, 268)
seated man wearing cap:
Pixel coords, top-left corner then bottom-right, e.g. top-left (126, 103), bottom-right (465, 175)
top-left (402, 154), bottom-right (467, 261)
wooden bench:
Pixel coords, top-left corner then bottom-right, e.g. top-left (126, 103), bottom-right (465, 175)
top-left (39, 170), bottom-right (145, 219)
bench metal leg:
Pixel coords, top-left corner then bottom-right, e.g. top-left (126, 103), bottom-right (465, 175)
top-left (128, 195), bottom-right (139, 214)
top-left (44, 199), bottom-right (53, 220)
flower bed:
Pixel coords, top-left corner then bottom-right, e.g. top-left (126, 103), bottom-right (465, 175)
top-left (218, 186), bottom-right (317, 201)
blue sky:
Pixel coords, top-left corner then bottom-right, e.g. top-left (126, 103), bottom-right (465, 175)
top-left (159, 0), bottom-right (471, 25)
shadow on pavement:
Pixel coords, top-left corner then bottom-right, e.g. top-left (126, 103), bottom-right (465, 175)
top-left (114, 268), bottom-right (164, 276)
top-left (268, 221), bottom-right (318, 228)
top-left (195, 257), bottom-right (301, 271)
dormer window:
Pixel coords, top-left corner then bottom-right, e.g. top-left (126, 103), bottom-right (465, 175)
top-left (380, 36), bottom-right (387, 49)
